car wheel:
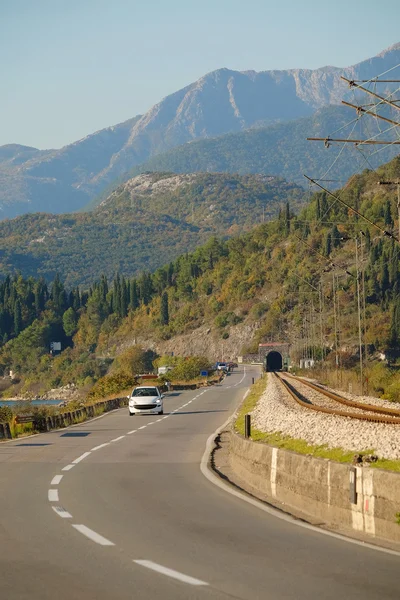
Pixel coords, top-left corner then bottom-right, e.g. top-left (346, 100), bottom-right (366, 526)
top-left (129, 411), bottom-right (135, 416)
top-left (159, 410), bottom-right (164, 415)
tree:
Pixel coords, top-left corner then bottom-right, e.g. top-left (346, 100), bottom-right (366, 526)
top-left (13, 299), bottom-right (22, 337)
top-left (284, 202), bottom-right (290, 235)
top-left (324, 232), bottom-right (332, 257)
top-left (331, 225), bottom-right (341, 248)
top-left (384, 200), bottom-right (394, 228)
top-left (62, 307), bottom-right (78, 337)
top-left (129, 280), bottom-right (139, 310)
top-left (316, 196), bottom-right (321, 221)
top-left (160, 292), bottom-right (169, 325)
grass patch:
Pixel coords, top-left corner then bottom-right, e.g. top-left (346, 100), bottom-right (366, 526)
top-left (235, 375), bottom-right (268, 436)
top-left (371, 458), bottom-right (400, 473)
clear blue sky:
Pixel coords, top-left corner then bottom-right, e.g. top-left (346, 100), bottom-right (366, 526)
top-left (2, 0), bottom-right (400, 149)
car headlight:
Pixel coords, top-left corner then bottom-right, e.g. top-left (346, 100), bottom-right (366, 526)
top-left (129, 400), bottom-right (134, 406)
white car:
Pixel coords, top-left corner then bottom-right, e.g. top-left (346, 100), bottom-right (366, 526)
top-left (128, 386), bottom-right (164, 416)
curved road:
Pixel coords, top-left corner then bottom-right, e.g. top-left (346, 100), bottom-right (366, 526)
top-left (0, 366), bottom-right (399, 599)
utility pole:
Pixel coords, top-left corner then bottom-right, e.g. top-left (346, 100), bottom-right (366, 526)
top-left (332, 272), bottom-right (339, 386)
top-left (360, 232), bottom-right (368, 394)
top-left (336, 274), bottom-right (343, 385)
top-left (355, 238), bottom-right (364, 394)
top-left (319, 281), bottom-right (325, 362)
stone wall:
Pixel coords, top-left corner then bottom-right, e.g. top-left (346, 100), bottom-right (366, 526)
top-left (229, 430), bottom-right (400, 544)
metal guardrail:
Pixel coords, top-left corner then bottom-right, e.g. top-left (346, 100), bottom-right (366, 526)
top-left (0, 396), bottom-right (128, 439)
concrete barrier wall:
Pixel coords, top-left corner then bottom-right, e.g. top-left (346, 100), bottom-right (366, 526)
top-left (229, 430), bottom-right (400, 544)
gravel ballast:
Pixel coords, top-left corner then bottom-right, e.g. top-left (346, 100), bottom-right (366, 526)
top-left (251, 375), bottom-right (400, 460)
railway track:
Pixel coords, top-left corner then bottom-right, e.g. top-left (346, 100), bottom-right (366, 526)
top-left (274, 372), bottom-right (400, 425)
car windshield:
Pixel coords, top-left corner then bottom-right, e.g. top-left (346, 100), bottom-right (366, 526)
top-left (131, 388), bottom-right (158, 397)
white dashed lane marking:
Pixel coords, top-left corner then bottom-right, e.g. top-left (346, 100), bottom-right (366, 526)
top-left (91, 443), bottom-right (110, 451)
top-left (48, 384), bottom-right (223, 550)
top-left (51, 475), bottom-right (63, 485)
top-left (134, 560), bottom-right (208, 586)
top-left (72, 524), bottom-right (115, 546)
top-left (52, 506), bottom-right (72, 519)
top-left (72, 452), bottom-right (91, 464)
top-left (48, 489), bottom-right (59, 502)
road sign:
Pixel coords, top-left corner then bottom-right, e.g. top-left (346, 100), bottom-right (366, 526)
top-left (200, 370), bottom-right (208, 377)
top-left (15, 414), bottom-right (34, 424)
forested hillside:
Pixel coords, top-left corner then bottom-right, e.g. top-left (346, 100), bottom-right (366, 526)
top-left (0, 173), bottom-right (304, 286)
top-left (1, 155), bottom-right (400, 400)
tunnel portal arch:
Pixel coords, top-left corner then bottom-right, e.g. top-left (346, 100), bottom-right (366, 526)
top-left (266, 351), bottom-right (283, 372)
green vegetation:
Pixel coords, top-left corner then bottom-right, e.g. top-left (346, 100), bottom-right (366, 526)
top-left (87, 373), bottom-right (137, 402)
top-left (2, 155), bottom-right (400, 403)
top-left (0, 173), bottom-right (305, 287)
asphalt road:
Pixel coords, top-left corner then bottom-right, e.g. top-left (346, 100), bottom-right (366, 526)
top-left (0, 365), bottom-right (399, 600)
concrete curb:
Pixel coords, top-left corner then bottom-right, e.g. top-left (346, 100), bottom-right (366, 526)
top-left (200, 410), bottom-right (400, 556)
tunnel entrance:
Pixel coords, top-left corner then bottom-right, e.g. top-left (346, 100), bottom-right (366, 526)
top-left (266, 351), bottom-right (283, 372)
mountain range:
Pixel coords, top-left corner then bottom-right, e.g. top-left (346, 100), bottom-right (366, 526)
top-left (1, 42), bottom-right (400, 219)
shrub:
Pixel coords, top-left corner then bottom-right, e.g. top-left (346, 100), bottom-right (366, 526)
top-left (0, 406), bottom-right (13, 423)
top-left (169, 356), bottom-right (211, 381)
top-left (87, 373), bottom-right (137, 401)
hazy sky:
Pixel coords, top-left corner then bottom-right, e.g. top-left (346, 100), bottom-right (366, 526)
top-left (2, 0), bottom-right (400, 149)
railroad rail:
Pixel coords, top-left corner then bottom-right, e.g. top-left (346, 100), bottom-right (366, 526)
top-left (274, 372), bottom-right (400, 425)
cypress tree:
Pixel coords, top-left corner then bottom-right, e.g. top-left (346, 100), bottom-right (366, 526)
top-left (316, 197), bottom-right (321, 221)
top-left (324, 232), bottom-right (332, 257)
top-left (284, 202), bottom-right (290, 235)
top-left (130, 280), bottom-right (139, 310)
top-left (384, 200), bottom-right (394, 227)
top-left (160, 291), bottom-right (169, 325)
top-left (13, 299), bottom-right (22, 337)
top-left (73, 288), bottom-right (81, 311)
top-left (331, 225), bottom-right (341, 248)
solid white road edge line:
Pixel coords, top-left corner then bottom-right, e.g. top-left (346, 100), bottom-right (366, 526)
top-left (72, 451), bottom-right (91, 464)
top-left (52, 506), bottom-right (72, 519)
top-left (133, 560), bottom-right (208, 586)
top-left (62, 464), bottom-right (75, 471)
top-left (200, 401), bottom-right (400, 558)
top-left (72, 524), bottom-right (115, 546)
top-left (48, 489), bottom-right (59, 502)
top-left (127, 430), bottom-right (137, 434)
top-left (51, 475), bottom-right (63, 485)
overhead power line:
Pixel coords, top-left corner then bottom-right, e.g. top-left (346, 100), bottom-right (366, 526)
top-left (303, 175), bottom-right (400, 243)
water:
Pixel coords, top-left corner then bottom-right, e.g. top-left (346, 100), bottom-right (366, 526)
top-left (0, 399), bottom-right (64, 407)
